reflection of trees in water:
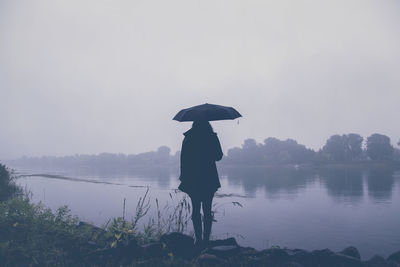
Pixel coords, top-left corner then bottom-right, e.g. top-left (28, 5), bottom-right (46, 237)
top-left (150, 168), bottom-right (172, 188)
top-left (221, 166), bottom-right (316, 198)
top-left (16, 160), bottom-right (399, 200)
top-left (367, 168), bottom-right (395, 201)
top-left (318, 167), bottom-right (364, 203)
top-left (222, 166), bottom-right (399, 203)
top-left (101, 166), bottom-right (178, 189)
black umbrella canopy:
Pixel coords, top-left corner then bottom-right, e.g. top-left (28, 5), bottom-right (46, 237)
top-left (173, 103), bottom-right (242, 122)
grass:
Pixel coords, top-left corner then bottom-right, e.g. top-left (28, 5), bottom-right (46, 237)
top-left (0, 164), bottom-right (244, 266)
top-left (105, 188), bottom-right (192, 248)
top-left (0, 196), bottom-right (86, 266)
top-left (0, 192), bottom-right (195, 266)
top-left (0, 164), bottom-right (196, 266)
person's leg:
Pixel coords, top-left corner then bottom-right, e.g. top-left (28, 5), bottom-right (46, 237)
top-left (190, 196), bottom-right (202, 245)
top-left (202, 191), bottom-right (214, 243)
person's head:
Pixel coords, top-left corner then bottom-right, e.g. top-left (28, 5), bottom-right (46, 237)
top-left (192, 120), bottom-right (213, 133)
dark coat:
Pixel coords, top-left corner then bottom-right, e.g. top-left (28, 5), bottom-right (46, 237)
top-left (178, 128), bottom-right (223, 197)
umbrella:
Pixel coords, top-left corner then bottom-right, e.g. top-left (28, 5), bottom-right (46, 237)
top-left (173, 103), bottom-right (242, 122)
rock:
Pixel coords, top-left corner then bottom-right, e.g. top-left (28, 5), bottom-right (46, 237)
top-left (0, 245), bottom-right (5, 266)
top-left (364, 255), bottom-right (390, 267)
top-left (316, 249), bottom-right (363, 267)
top-left (247, 255), bottom-right (262, 264)
top-left (208, 237), bottom-right (238, 248)
top-left (196, 253), bottom-right (226, 265)
top-left (87, 240), bottom-right (99, 248)
top-left (265, 248), bottom-right (291, 262)
top-left (160, 232), bottom-right (195, 259)
top-left (388, 251), bottom-right (400, 264)
top-left (291, 248), bottom-right (363, 267)
top-left (78, 221), bottom-right (107, 240)
top-left (247, 248), bottom-right (304, 266)
top-left (339, 246), bottom-right (361, 260)
top-left (141, 242), bottom-right (165, 258)
top-left (205, 245), bottom-right (240, 258)
top-left (284, 248), bottom-right (309, 256)
top-left (122, 238), bottom-right (142, 257)
top-left (289, 249), bottom-right (313, 265)
top-left (86, 238), bottom-right (142, 265)
top-left (238, 246), bottom-right (258, 256)
top-left (87, 247), bottom-right (117, 262)
top-left (78, 221), bottom-right (106, 233)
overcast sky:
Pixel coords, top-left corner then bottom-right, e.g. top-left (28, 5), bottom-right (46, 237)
top-left (1, 0), bottom-right (399, 159)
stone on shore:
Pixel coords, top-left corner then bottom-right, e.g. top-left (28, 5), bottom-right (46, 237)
top-left (340, 246), bottom-right (361, 260)
top-left (208, 237), bottom-right (238, 247)
top-left (196, 253), bottom-right (226, 265)
top-left (290, 248), bottom-right (363, 267)
top-left (364, 255), bottom-right (392, 267)
top-left (76, 230), bottom-right (400, 266)
top-left (388, 251), bottom-right (400, 264)
top-left (160, 232), bottom-right (195, 259)
top-left (141, 242), bottom-right (165, 258)
top-left (204, 245), bottom-right (240, 258)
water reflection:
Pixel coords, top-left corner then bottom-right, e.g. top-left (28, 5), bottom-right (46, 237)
top-left (221, 166), bottom-right (399, 203)
top-left (318, 168), bottom-right (364, 203)
top-left (16, 164), bottom-right (400, 203)
top-left (221, 166), bottom-right (316, 198)
top-left (367, 168), bottom-right (395, 201)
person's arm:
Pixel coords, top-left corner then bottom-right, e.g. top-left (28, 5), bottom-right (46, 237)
top-left (179, 138), bottom-right (187, 181)
top-left (213, 133), bottom-right (223, 161)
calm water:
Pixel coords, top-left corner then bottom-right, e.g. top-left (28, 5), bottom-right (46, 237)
top-left (15, 166), bottom-right (400, 259)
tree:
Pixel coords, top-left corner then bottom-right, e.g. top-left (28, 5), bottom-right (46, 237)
top-left (262, 137), bottom-right (315, 164)
top-left (155, 146), bottom-right (171, 164)
top-left (344, 133), bottom-right (363, 160)
top-left (322, 135), bottom-right (347, 161)
top-left (226, 147), bottom-right (242, 164)
top-left (262, 137), bottom-right (281, 163)
top-left (366, 134), bottom-right (394, 160)
top-left (157, 146), bottom-right (171, 156)
top-left (241, 138), bottom-right (263, 164)
top-left (242, 138), bottom-right (258, 150)
top-left (322, 134), bottom-right (363, 161)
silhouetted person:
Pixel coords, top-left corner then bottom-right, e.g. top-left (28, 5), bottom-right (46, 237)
top-left (178, 120), bottom-right (223, 246)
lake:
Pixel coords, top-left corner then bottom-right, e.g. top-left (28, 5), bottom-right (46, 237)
top-left (14, 165), bottom-right (400, 259)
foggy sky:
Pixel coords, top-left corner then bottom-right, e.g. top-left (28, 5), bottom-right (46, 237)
top-left (1, 0), bottom-right (400, 159)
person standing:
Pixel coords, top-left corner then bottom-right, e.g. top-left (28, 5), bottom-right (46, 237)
top-left (178, 120), bottom-right (223, 246)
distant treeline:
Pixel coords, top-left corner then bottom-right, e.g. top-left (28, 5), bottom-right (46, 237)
top-left (6, 146), bottom-right (178, 172)
top-left (6, 133), bottom-right (400, 171)
top-left (224, 133), bottom-right (400, 165)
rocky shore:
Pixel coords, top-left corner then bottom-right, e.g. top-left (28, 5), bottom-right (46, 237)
top-left (83, 225), bottom-right (400, 267)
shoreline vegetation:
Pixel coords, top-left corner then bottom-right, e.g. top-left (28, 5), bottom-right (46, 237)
top-left (2, 164), bottom-right (400, 266)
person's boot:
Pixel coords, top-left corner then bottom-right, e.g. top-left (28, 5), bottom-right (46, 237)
top-left (192, 214), bottom-right (203, 247)
top-left (203, 214), bottom-right (213, 246)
